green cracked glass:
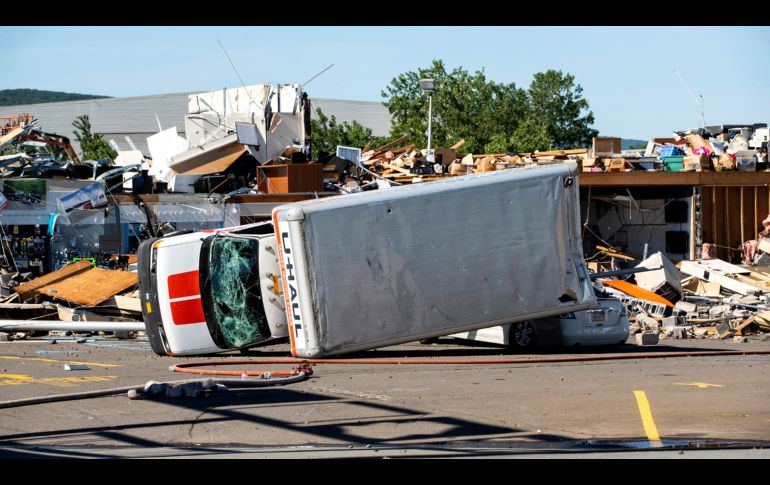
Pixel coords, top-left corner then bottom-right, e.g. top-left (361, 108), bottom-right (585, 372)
top-left (208, 236), bottom-right (270, 348)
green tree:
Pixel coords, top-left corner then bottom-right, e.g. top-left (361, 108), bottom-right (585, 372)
top-left (72, 114), bottom-right (116, 161)
top-left (526, 70), bottom-right (598, 149)
top-left (381, 60), bottom-right (528, 154)
top-left (484, 120), bottom-right (553, 154)
top-left (310, 108), bottom-right (379, 155)
top-left (381, 61), bottom-right (599, 154)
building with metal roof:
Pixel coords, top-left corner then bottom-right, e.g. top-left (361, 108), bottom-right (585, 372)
top-left (0, 92), bottom-right (393, 156)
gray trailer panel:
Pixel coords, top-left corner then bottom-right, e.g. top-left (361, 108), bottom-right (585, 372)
top-left (274, 162), bottom-right (594, 357)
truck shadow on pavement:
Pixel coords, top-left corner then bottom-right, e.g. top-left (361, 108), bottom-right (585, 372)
top-left (2, 383), bottom-right (766, 458)
top-left (0, 387), bottom-right (535, 458)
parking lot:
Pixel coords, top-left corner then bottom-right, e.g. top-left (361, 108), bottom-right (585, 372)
top-left (1, 335), bottom-right (770, 458)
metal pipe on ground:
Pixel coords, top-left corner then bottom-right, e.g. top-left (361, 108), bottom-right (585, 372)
top-left (0, 320), bottom-right (145, 333)
top-left (591, 265), bottom-right (663, 280)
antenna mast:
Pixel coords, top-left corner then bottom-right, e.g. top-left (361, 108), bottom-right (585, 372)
top-left (672, 67), bottom-right (705, 128)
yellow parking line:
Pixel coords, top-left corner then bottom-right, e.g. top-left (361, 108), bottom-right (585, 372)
top-left (634, 390), bottom-right (662, 444)
top-left (0, 356), bottom-right (120, 368)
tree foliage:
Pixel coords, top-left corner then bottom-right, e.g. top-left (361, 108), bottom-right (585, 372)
top-left (527, 70), bottom-right (598, 149)
top-left (72, 114), bottom-right (116, 161)
top-left (382, 60), bottom-right (598, 153)
top-left (310, 107), bottom-right (391, 156)
top-left (0, 89), bottom-right (109, 107)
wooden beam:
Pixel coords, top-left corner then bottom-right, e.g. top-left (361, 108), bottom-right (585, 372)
top-left (742, 186), bottom-right (754, 242)
top-left (579, 171), bottom-right (770, 187)
top-left (369, 135), bottom-right (409, 156)
top-left (391, 143), bottom-right (416, 155)
top-left (380, 162), bottom-right (412, 176)
top-left (450, 139), bottom-right (465, 150)
top-left (752, 187), bottom-right (770, 233)
top-left (728, 187), bottom-right (742, 250)
top-left (715, 187), bottom-right (728, 260)
top-left (702, 187), bottom-right (714, 245)
top-left (690, 193), bottom-right (696, 260)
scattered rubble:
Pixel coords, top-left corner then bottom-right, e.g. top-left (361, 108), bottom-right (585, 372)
top-left (2, 87), bottom-right (770, 349)
top-left (596, 250), bottom-right (770, 344)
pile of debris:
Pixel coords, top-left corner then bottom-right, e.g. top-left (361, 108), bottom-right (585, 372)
top-left (353, 137), bottom-right (589, 186)
top-left (581, 125), bottom-right (768, 173)
top-left (591, 249), bottom-right (770, 344)
top-left (0, 258), bottom-right (142, 341)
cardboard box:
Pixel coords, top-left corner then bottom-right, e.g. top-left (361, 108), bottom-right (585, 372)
top-left (593, 137), bottom-right (622, 156)
top-left (604, 158), bottom-right (626, 172)
top-left (683, 154), bottom-right (710, 171)
top-left (652, 137), bottom-right (677, 145)
top-left (685, 134), bottom-right (715, 154)
top-left (581, 157), bottom-right (597, 171)
top-left (715, 154), bottom-right (735, 171)
top-left (433, 148), bottom-right (457, 164)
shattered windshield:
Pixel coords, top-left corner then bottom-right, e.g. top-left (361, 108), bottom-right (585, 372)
top-left (200, 235), bottom-right (270, 349)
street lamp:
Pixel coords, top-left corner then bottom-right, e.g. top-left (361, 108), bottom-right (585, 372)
top-left (418, 78), bottom-right (436, 163)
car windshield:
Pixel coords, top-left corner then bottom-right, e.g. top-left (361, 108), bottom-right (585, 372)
top-left (200, 235), bottom-right (270, 349)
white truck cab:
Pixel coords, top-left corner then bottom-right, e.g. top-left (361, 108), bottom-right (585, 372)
top-left (138, 222), bottom-right (288, 356)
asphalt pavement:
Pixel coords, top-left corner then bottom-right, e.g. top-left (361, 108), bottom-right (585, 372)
top-left (1, 334), bottom-right (769, 458)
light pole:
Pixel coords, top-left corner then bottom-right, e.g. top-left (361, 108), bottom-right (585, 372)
top-left (419, 78), bottom-right (436, 163)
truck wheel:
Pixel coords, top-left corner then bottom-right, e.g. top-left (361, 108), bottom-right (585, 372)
top-left (509, 321), bottom-right (538, 350)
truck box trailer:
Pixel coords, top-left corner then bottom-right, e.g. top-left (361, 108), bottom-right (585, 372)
top-left (139, 162), bottom-right (595, 357)
top-left (272, 161), bottom-right (594, 358)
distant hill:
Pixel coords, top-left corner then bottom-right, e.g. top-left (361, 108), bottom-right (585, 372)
top-left (621, 138), bottom-right (648, 150)
top-left (0, 89), bottom-right (111, 107)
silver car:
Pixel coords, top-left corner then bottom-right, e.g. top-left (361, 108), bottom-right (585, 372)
top-left (450, 298), bottom-right (629, 350)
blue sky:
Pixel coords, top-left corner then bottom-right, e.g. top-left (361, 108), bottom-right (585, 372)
top-left (1, 26), bottom-right (768, 139)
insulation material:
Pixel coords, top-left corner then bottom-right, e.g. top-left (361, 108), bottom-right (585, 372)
top-left (274, 162), bottom-right (595, 358)
top-left (187, 85), bottom-right (271, 116)
top-left (207, 237), bottom-right (269, 347)
top-left (36, 268), bottom-right (138, 306)
top-left (147, 127), bottom-right (190, 183)
top-left (114, 150), bottom-right (146, 167)
top-left (184, 84), bottom-right (305, 162)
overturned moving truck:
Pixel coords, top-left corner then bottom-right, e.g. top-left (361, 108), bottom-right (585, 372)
top-left (139, 162), bottom-right (595, 357)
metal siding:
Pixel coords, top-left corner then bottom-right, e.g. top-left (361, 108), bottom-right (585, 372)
top-left (1, 94), bottom-right (393, 155)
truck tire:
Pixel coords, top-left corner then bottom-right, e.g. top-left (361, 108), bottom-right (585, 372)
top-left (509, 320), bottom-right (538, 351)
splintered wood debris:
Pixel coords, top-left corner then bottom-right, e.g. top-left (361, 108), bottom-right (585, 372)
top-left (35, 268), bottom-right (138, 307)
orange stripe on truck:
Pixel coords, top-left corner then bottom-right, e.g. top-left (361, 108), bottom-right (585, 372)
top-left (273, 211), bottom-right (297, 357)
top-left (168, 271), bottom-right (201, 300)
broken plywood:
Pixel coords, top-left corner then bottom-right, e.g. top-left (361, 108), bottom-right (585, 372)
top-left (680, 259), bottom-right (764, 296)
top-left (683, 277), bottom-right (722, 297)
top-left (14, 260), bottom-right (93, 301)
top-left (37, 268), bottom-right (138, 307)
top-left (169, 134), bottom-right (246, 175)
